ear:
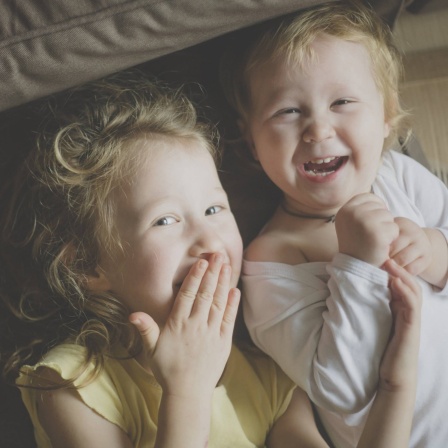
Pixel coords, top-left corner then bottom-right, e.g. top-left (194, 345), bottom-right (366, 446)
top-left (238, 118), bottom-right (259, 161)
top-left (86, 266), bottom-right (111, 292)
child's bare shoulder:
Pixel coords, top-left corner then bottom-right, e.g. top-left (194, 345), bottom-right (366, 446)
top-left (244, 229), bottom-right (308, 265)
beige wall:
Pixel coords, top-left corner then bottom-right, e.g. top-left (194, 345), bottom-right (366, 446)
top-left (394, 7), bottom-right (448, 184)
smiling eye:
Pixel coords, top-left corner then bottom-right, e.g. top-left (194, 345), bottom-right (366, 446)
top-left (154, 216), bottom-right (177, 226)
top-left (278, 107), bottom-right (300, 115)
top-left (332, 99), bottom-right (352, 107)
top-left (205, 205), bottom-right (222, 216)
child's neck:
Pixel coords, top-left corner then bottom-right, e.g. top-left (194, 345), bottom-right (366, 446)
top-left (280, 200), bottom-right (336, 223)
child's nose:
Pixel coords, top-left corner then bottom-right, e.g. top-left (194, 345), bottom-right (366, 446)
top-left (302, 116), bottom-right (335, 143)
top-left (189, 227), bottom-right (225, 260)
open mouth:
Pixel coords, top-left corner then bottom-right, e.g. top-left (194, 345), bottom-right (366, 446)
top-left (303, 156), bottom-right (347, 177)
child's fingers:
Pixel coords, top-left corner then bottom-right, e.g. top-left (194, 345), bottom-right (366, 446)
top-left (383, 259), bottom-right (422, 323)
top-left (389, 276), bottom-right (412, 302)
top-left (220, 288), bottom-right (241, 337)
top-left (389, 276), bottom-right (420, 325)
top-left (390, 246), bottom-right (414, 267)
top-left (191, 253), bottom-right (224, 317)
top-left (129, 312), bottom-right (160, 355)
top-left (171, 259), bottom-right (209, 320)
top-left (388, 269), bottom-right (421, 305)
top-left (390, 245), bottom-right (425, 275)
top-left (383, 259), bottom-right (421, 297)
top-left (208, 263), bottom-right (232, 325)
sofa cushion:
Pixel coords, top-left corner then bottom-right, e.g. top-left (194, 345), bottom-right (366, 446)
top-left (0, 0), bottom-right (333, 112)
top-left (0, 0), bottom-right (404, 112)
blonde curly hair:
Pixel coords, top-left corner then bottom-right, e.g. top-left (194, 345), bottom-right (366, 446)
top-left (0, 72), bottom-right (218, 385)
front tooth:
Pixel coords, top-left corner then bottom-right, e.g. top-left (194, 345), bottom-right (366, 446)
top-left (309, 156), bottom-right (336, 164)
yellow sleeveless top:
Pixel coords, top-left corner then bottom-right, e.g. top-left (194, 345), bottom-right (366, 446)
top-left (17, 344), bottom-right (295, 447)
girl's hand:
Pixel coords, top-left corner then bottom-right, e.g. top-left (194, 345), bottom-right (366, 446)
top-left (358, 260), bottom-right (421, 448)
top-left (379, 259), bottom-right (422, 391)
top-left (129, 253), bottom-right (240, 399)
top-left (336, 193), bottom-right (399, 267)
top-left (129, 254), bottom-right (240, 448)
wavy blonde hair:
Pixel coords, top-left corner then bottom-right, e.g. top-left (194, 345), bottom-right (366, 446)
top-left (0, 72), bottom-right (218, 386)
top-left (221, 0), bottom-right (409, 151)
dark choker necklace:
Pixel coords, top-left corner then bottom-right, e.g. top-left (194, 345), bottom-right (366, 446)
top-left (280, 202), bottom-right (336, 223)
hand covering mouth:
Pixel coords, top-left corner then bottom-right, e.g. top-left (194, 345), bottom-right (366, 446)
top-left (303, 156), bottom-right (347, 176)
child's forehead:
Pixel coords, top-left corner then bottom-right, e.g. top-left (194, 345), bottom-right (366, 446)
top-left (250, 36), bottom-right (369, 75)
top-left (128, 133), bottom-right (208, 161)
top-left (253, 32), bottom-right (369, 68)
top-left (126, 135), bottom-right (216, 180)
top-left (113, 137), bottom-right (221, 215)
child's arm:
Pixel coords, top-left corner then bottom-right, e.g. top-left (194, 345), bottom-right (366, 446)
top-left (266, 259), bottom-right (421, 448)
top-left (130, 255), bottom-right (240, 448)
top-left (358, 259), bottom-right (421, 448)
top-left (390, 217), bottom-right (448, 288)
top-left (35, 371), bottom-right (134, 448)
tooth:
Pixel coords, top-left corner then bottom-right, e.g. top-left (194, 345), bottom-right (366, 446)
top-left (307, 156), bottom-right (337, 165)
